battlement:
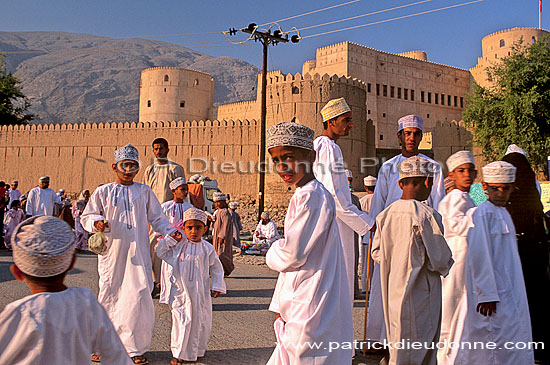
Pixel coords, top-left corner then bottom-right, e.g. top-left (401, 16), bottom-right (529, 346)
top-left (264, 71), bottom-right (367, 90)
top-left (141, 67), bottom-right (213, 79)
top-left (483, 27), bottom-right (550, 40)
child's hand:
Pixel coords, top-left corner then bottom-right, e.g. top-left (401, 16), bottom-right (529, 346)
top-left (212, 291), bottom-right (221, 298)
top-left (94, 220), bottom-right (108, 232)
top-left (476, 301), bottom-right (497, 316)
top-left (171, 231), bottom-right (183, 242)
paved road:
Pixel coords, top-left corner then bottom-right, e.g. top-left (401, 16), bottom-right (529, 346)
top-left (0, 251), bottom-right (382, 364)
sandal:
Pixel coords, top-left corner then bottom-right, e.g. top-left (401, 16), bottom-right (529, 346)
top-left (170, 358), bottom-right (184, 365)
top-left (91, 354), bottom-right (101, 362)
top-left (131, 355), bottom-right (149, 364)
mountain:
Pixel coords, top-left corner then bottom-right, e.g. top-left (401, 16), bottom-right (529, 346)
top-left (0, 31), bottom-right (259, 123)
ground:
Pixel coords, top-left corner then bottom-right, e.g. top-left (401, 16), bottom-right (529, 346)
top-left (0, 251), bottom-right (382, 364)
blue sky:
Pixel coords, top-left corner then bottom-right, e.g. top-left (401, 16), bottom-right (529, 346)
top-left (2, 0), bottom-right (545, 73)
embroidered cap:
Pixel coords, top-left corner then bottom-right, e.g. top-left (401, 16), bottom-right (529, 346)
top-left (183, 207), bottom-right (208, 225)
top-left (320, 97), bottom-right (351, 122)
top-left (213, 192), bottom-right (227, 202)
top-left (12, 216), bottom-right (76, 277)
top-left (169, 177), bottom-right (187, 190)
top-left (261, 212), bottom-right (269, 220)
top-left (229, 202), bottom-right (238, 209)
top-left (398, 156), bottom-right (435, 180)
top-left (115, 144), bottom-right (140, 164)
top-left (398, 115), bottom-right (424, 132)
top-left (446, 150), bottom-right (476, 172)
top-left (345, 169), bottom-right (353, 178)
top-left (505, 144), bottom-right (526, 156)
top-left (266, 122), bottom-right (315, 151)
top-left (364, 175), bottom-right (377, 186)
top-left (482, 161), bottom-right (516, 184)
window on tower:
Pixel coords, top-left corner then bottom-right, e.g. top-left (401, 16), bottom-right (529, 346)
top-left (164, 75), bottom-right (169, 82)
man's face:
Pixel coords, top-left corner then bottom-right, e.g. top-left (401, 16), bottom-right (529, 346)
top-left (40, 181), bottom-right (49, 189)
top-left (449, 163), bottom-right (477, 192)
top-left (328, 111), bottom-right (354, 137)
top-left (268, 146), bottom-right (314, 186)
top-left (261, 218), bottom-right (269, 225)
top-left (397, 127), bottom-right (422, 155)
top-left (184, 220), bottom-right (207, 242)
top-left (172, 185), bottom-right (189, 201)
top-left (482, 182), bottom-right (514, 207)
top-left (11, 183), bottom-right (17, 190)
top-left (214, 200), bottom-right (227, 209)
top-left (153, 143), bottom-right (169, 160)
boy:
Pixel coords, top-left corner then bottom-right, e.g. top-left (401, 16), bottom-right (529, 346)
top-left (211, 192), bottom-right (234, 276)
top-left (266, 122), bottom-right (353, 364)
top-left (0, 216), bottom-right (132, 364)
top-left (371, 155), bottom-right (453, 365)
top-left (3, 200), bottom-right (25, 249)
top-left (156, 208), bottom-right (226, 364)
top-left (437, 151), bottom-right (477, 365)
top-left (228, 201), bottom-right (242, 248)
top-left (81, 144), bottom-right (178, 364)
top-left (455, 161), bottom-right (534, 364)
top-left (157, 177), bottom-right (193, 304)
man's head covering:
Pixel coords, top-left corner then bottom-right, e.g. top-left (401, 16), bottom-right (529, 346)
top-left (505, 144), bottom-right (527, 156)
top-left (398, 156), bottom-right (434, 180)
top-left (482, 161), bottom-right (516, 184)
top-left (12, 180), bottom-right (18, 185)
top-left (169, 177), bottom-right (187, 191)
top-left (444, 177), bottom-right (456, 190)
top-left (39, 176), bottom-right (50, 183)
top-left (266, 122), bottom-right (315, 151)
top-left (213, 192), bottom-right (227, 202)
top-left (12, 216), bottom-right (76, 277)
top-left (115, 144), bottom-right (139, 164)
top-left (229, 202), bottom-right (238, 209)
top-left (321, 98), bottom-right (351, 122)
top-left (261, 212), bottom-right (270, 220)
top-left (59, 189), bottom-right (65, 193)
top-left (183, 208), bottom-right (208, 225)
top-left (446, 150), bottom-right (476, 172)
top-left (345, 169), bottom-right (353, 179)
top-left (364, 175), bottom-right (377, 186)
top-left (398, 115), bottom-right (424, 132)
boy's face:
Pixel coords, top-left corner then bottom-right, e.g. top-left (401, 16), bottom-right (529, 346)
top-left (268, 146), bottom-right (315, 186)
top-left (482, 182), bottom-right (514, 207)
top-left (184, 220), bottom-right (207, 242)
top-left (12, 203), bottom-right (20, 210)
top-left (112, 160), bottom-right (139, 185)
top-left (418, 177), bottom-right (433, 201)
top-left (172, 184), bottom-right (188, 201)
top-left (397, 127), bottom-right (422, 155)
top-left (328, 111), bottom-right (354, 137)
top-left (449, 163), bottom-right (477, 192)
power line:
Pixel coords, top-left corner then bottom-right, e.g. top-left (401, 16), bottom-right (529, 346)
top-left (258, 0), bottom-right (360, 26)
top-left (302, 0), bottom-right (485, 39)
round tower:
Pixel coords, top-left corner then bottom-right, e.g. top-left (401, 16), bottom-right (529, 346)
top-left (139, 67), bottom-right (214, 122)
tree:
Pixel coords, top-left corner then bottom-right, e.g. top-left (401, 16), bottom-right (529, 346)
top-left (0, 55), bottom-right (33, 125)
top-left (463, 35), bottom-right (550, 173)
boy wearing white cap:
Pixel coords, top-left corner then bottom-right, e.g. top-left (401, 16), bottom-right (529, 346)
top-left (437, 151), bottom-right (477, 365)
top-left (81, 144), bottom-right (178, 364)
top-left (155, 177), bottom-right (193, 303)
top-left (456, 161), bottom-right (534, 364)
top-left (212, 192), bottom-right (234, 276)
top-left (372, 156), bottom-right (453, 365)
top-left (266, 121), bottom-right (353, 364)
top-left (314, 97), bottom-right (375, 304)
top-left (156, 208), bottom-right (226, 364)
top-left (0, 216), bottom-right (132, 364)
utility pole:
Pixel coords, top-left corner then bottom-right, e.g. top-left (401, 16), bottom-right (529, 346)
top-left (228, 23), bottom-right (299, 221)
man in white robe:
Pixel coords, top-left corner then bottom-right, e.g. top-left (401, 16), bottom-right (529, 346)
top-left (25, 176), bottom-right (60, 217)
top-left (81, 144), bottom-right (177, 361)
top-left (359, 175), bottom-right (376, 294)
top-left (313, 97), bottom-right (374, 303)
top-left (455, 161), bottom-right (534, 364)
top-left (367, 115), bottom-right (445, 343)
top-left (372, 156), bottom-right (453, 365)
top-left (437, 151), bottom-right (477, 365)
top-left (252, 212), bottom-right (280, 245)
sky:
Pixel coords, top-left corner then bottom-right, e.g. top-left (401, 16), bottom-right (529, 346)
top-left (2, 0), bottom-right (547, 73)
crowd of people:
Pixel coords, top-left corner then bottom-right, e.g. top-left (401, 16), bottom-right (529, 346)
top-left (0, 97), bottom-right (548, 365)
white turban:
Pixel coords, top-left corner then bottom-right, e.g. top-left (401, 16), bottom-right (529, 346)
top-left (114, 144), bottom-right (139, 164)
top-left (12, 216), bottom-right (76, 277)
top-left (261, 212), bottom-right (270, 220)
top-left (505, 144), bottom-right (526, 156)
top-left (398, 156), bottom-right (434, 180)
top-left (183, 208), bottom-right (208, 225)
top-left (228, 202), bottom-right (238, 209)
top-left (266, 122), bottom-right (315, 151)
top-left (321, 98), bottom-right (351, 122)
top-left (345, 169), bottom-right (353, 178)
top-left (398, 114), bottom-right (424, 132)
top-left (446, 150), bottom-right (476, 172)
top-left (482, 161), bottom-right (516, 184)
top-left (364, 175), bottom-right (377, 186)
top-left (169, 177), bottom-right (187, 190)
top-left (213, 192), bottom-right (227, 202)
top-left (39, 176), bottom-right (50, 182)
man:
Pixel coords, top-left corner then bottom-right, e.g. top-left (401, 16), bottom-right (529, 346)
top-left (359, 175), bottom-right (376, 294)
top-left (313, 97), bottom-right (375, 304)
top-left (228, 202), bottom-right (242, 248)
top-left (26, 176), bottom-right (60, 217)
top-left (212, 192), bottom-right (234, 276)
top-left (366, 115), bottom-right (445, 344)
top-left (8, 180), bottom-right (21, 208)
top-left (346, 169), bottom-right (364, 299)
top-left (143, 137), bottom-right (186, 298)
top-left (253, 212), bottom-right (280, 245)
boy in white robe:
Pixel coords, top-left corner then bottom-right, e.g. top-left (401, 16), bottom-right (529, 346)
top-left (3, 200), bottom-right (24, 249)
top-left (0, 216), bottom-right (132, 365)
top-left (156, 208), bottom-right (226, 364)
top-left (81, 144), bottom-right (178, 364)
top-left (266, 122), bottom-right (353, 364)
top-left (359, 175), bottom-right (376, 294)
top-left (437, 151), bottom-right (477, 365)
top-left (455, 161), bottom-right (534, 364)
top-left (157, 177), bottom-right (193, 305)
top-left (372, 155), bottom-right (454, 365)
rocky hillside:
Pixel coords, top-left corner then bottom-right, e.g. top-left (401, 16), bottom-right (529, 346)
top-left (0, 31), bottom-right (259, 123)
